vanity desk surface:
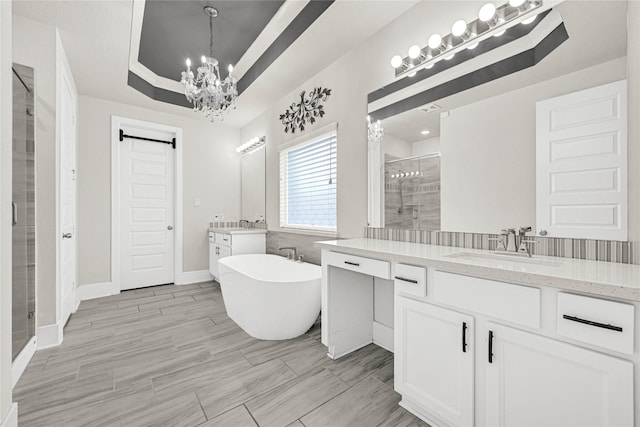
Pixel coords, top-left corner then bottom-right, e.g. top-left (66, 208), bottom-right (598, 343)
top-left (315, 238), bottom-right (640, 302)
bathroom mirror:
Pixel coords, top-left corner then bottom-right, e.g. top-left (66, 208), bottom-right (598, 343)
top-left (240, 140), bottom-right (266, 222)
top-left (368, 0), bottom-right (629, 235)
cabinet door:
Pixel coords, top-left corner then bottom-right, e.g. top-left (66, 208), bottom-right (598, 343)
top-left (218, 245), bottom-right (231, 260)
top-left (395, 297), bottom-right (474, 426)
top-left (209, 242), bottom-right (217, 276)
top-left (485, 323), bottom-right (633, 427)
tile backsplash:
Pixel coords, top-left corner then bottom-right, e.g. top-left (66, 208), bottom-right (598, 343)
top-left (364, 227), bottom-right (640, 265)
top-left (209, 221), bottom-right (267, 229)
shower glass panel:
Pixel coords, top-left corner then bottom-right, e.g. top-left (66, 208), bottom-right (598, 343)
top-left (12, 63), bottom-right (36, 361)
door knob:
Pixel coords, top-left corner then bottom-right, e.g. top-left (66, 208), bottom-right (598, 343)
top-left (167, 225), bottom-right (174, 230)
top-left (62, 232), bottom-right (72, 239)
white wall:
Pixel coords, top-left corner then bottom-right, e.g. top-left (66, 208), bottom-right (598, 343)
top-left (0, 0), bottom-right (13, 422)
top-left (13, 15), bottom-right (59, 328)
top-left (382, 134), bottom-right (412, 160)
top-left (440, 57), bottom-right (627, 234)
top-left (413, 137), bottom-right (440, 157)
top-left (77, 95), bottom-right (241, 286)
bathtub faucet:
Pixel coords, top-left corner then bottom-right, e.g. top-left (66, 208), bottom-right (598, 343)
top-left (279, 247), bottom-right (297, 260)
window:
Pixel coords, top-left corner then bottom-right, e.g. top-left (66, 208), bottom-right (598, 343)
top-left (279, 130), bottom-right (337, 233)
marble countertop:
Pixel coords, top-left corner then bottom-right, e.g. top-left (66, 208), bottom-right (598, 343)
top-left (208, 227), bottom-right (267, 235)
top-left (314, 238), bottom-right (640, 302)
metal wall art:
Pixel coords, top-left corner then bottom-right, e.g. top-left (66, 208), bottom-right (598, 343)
top-left (280, 87), bottom-right (331, 133)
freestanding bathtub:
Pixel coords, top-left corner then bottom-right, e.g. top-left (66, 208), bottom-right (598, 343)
top-left (218, 254), bottom-right (321, 340)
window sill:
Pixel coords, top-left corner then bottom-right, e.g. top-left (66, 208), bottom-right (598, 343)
top-left (276, 227), bottom-right (338, 238)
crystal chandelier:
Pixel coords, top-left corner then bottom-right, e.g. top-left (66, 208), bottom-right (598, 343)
top-left (180, 6), bottom-right (238, 122)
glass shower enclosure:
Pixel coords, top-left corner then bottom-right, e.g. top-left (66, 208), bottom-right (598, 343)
top-left (12, 63), bottom-right (36, 361)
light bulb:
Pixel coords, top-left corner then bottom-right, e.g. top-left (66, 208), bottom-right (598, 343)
top-left (493, 29), bottom-right (506, 37)
top-left (444, 53), bottom-right (455, 60)
top-left (479, 3), bottom-right (496, 22)
top-left (408, 70), bottom-right (417, 77)
top-left (425, 63), bottom-right (434, 69)
top-left (451, 20), bottom-right (468, 37)
top-left (428, 34), bottom-right (443, 50)
top-left (408, 45), bottom-right (422, 59)
top-left (201, 55), bottom-right (207, 63)
top-left (228, 64), bottom-right (233, 74)
top-left (509, 0), bottom-right (526, 6)
top-left (467, 41), bottom-right (479, 50)
top-left (390, 55), bottom-right (403, 69)
top-left (186, 58), bottom-right (191, 67)
top-left (521, 15), bottom-right (537, 24)
top-left (421, 130), bottom-right (430, 135)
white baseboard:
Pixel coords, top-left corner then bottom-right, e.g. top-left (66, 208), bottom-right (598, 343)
top-left (36, 321), bottom-right (63, 350)
top-left (78, 282), bottom-right (118, 301)
top-left (0, 403), bottom-right (17, 427)
top-left (12, 336), bottom-right (36, 387)
top-left (180, 270), bottom-right (213, 285)
top-left (373, 321), bottom-right (394, 353)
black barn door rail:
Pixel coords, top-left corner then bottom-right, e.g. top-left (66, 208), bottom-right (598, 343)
top-left (119, 129), bottom-right (176, 149)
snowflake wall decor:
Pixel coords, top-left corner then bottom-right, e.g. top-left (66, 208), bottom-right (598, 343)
top-left (279, 87), bottom-right (332, 133)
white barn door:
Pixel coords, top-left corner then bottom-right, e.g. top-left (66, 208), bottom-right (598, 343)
top-left (536, 80), bottom-right (627, 240)
top-left (118, 123), bottom-right (175, 290)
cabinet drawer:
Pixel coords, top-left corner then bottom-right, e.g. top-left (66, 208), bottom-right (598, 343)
top-left (557, 293), bottom-right (635, 355)
top-left (215, 232), bottom-right (232, 246)
top-left (431, 271), bottom-right (540, 328)
top-left (394, 264), bottom-right (426, 297)
top-left (324, 251), bottom-right (390, 279)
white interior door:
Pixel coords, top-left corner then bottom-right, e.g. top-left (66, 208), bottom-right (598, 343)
top-left (536, 80), bottom-right (627, 240)
top-left (60, 71), bottom-right (76, 323)
top-left (119, 124), bottom-right (175, 290)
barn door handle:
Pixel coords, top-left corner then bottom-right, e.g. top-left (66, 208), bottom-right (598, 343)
top-left (488, 330), bottom-right (494, 363)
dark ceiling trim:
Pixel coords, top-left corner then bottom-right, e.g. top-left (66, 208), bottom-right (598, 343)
top-left (368, 22), bottom-right (569, 122)
top-left (129, 0), bottom-right (335, 106)
top-left (237, 0), bottom-right (335, 94)
top-left (367, 10), bottom-right (551, 105)
top-left (128, 71), bottom-right (192, 108)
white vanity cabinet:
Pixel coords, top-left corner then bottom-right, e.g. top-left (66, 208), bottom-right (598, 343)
top-left (395, 296), bottom-right (474, 427)
top-left (208, 230), bottom-right (265, 281)
top-left (395, 270), bottom-right (635, 427)
top-left (484, 322), bottom-right (634, 427)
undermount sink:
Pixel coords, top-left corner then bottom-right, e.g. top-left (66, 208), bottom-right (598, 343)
top-left (445, 251), bottom-right (563, 267)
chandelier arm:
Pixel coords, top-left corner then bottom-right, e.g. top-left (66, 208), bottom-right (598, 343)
top-left (209, 13), bottom-right (214, 58)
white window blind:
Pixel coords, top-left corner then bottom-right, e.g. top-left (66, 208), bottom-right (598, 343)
top-left (280, 131), bottom-right (337, 233)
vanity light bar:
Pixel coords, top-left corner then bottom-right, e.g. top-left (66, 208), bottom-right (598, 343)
top-left (390, 170), bottom-right (423, 179)
top-left (236, 136), bottom-right (266, 155)
top-left (391, 0), bottom-right (543, 78)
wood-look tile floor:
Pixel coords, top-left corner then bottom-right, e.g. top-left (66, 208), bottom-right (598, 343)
top-left (14, 281), bottom-right (430, 427)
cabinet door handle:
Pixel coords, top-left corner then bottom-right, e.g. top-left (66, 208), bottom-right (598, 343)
top-left (462, 322), bottom-right (467, 353)
top-left (488, 330), bottom-right (494, 363)
top-left (344, 261), bottom-right (360, 267)
top-left (11, 202), bottom-right (17, 226)
top-left (562, 314), bottom-right (623, 332)
top-left (394, 276), bottom-right (418, 284)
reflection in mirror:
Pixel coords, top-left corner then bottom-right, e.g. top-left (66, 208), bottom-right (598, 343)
top-left (368, 0), bottom-right (629, 236)
top-left (384, 153), bottom-right (441, 229)
top-left (240, 137), bottom-right (266, 222)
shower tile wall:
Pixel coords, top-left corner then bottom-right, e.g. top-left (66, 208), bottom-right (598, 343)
top-left (384, 155), bottom-right (440, 230)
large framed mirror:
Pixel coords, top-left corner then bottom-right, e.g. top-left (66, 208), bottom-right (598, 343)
top-left (368, 0), bottom-right (629, 239)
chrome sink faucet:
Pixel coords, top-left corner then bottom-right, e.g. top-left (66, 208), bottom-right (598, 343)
top-left (279, 247), bottom-right (297, 261)
top-left (517, 226), bottom-right (536, 257)
top-left (490, 229), bottom-right (516, 252)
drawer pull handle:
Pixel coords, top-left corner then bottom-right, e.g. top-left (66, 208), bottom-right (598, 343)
top-left (394, 276), bottom-right (418, 284)
top-left (488, 330), bottom-right (494, 363)
top-left (344, 261), bottom-right (360, 267)
top-left (462, 322), bottom-right (467, 353)
top-left (562, 315), bottom-right (623, 332)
